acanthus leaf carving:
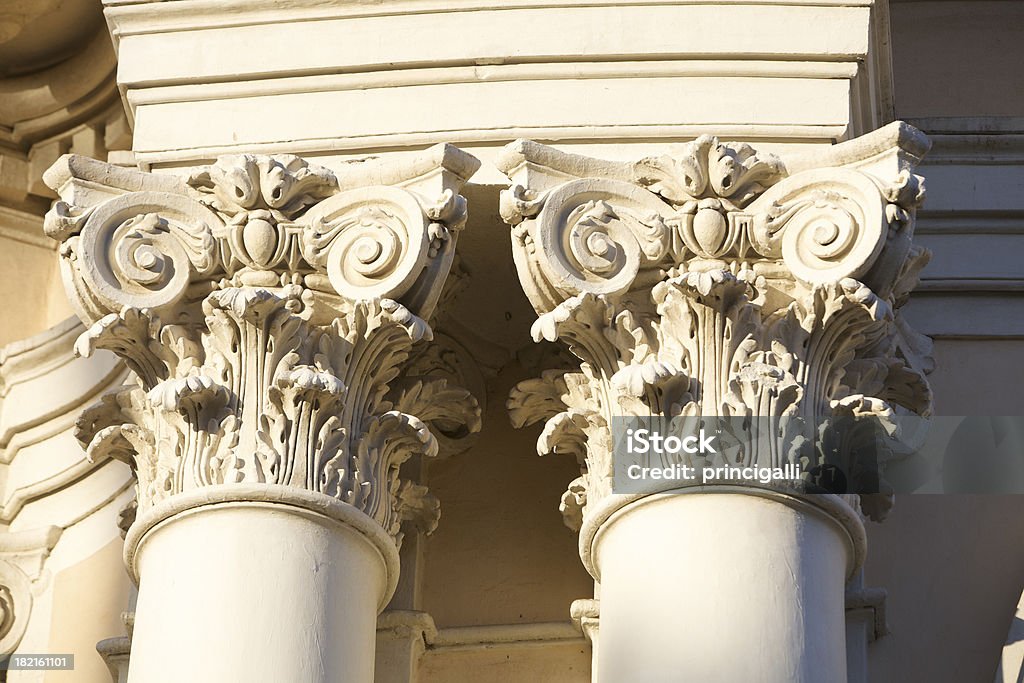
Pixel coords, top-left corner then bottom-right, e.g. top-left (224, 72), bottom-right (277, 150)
top-left (631, 135), bottom-right (786, 208)
top-left (500, 125), bottom-right (933, 529)
top-left (187, 153), bottom-right (338, 219)
top-left (45, 147), bottom-right (483, 547)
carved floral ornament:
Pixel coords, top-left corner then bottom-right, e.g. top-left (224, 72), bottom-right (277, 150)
top-left (42, 147), bottom-right (482, 546)
top-left (498, 123), bottom-right (935, 532)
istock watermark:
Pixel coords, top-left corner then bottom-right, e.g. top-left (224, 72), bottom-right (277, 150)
top-left (611, 415), bottom-right (1024, 496)
top-left (622, 425), bottom-right (802, 486)
top-left (0, 654), bottom-right (74, 670)
top-left (624, 427), bottom-right (718, 455)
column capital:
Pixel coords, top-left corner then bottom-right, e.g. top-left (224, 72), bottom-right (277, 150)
top-left (500, 124), bottom-right (933, 547)
top-left (44, 145), bottom-right (479, 324)
top-left (42, 146), bottom-right (482, 559)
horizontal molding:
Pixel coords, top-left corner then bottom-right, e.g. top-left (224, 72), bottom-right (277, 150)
top-left (915, 279), bottom-right (1024, 293)
top-left (903, 293), bottom-right (1024, 339)
top-left (110, 3), bottom-right (872, 93)
top-left (916, 211), bottom-right (1024, 235)
top-left (0, 317), bottom-right (82, 383)
top-left (0, 205), bottom-right (50, 250)
top-left (0, 451), bottom-right (111, 524)
top-left (106, 0), bottom-right (875, 37)
top-left (0, 225), bottom-right (51, 250)
top-left (430, 622), bottom-right (583, 650)
top-left (921, 136), bottom-right (1024, 166)
top-left (128, 60), bottom-right (861, 108)
top-left (908, 116), bottom-right (1024, 136)
top-left (131, 73), bottom-right (849, 155)
top-left (0, 317), bottom-right (126, 458)
top-left (909, 117), bottom-right (1024, 165)
top-left (136, 124), bottom-right (847, 170)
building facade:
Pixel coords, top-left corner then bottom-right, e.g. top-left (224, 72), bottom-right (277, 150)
top-left (0, 1), bottom-right (1022, 681)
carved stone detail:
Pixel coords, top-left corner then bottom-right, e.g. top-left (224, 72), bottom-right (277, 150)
top-left (0, 526), bottom-right (61, 659)
top-left (499, 124), bottom-right (933, 530)
top-left (44, 146), bottom-right (482, 546)
top-left (0, 562), bottom-right (30, 657)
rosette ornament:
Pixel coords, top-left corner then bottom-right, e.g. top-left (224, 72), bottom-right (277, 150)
top-left (499, 123), bottom-right (934, 533)
top-left (42, 146), bottom-right (482, 552)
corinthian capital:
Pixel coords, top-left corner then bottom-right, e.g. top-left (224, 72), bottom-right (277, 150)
top-left (43, 146), bottom-right (482, 548)
top-left (499, 123), bottom-right (933, 532)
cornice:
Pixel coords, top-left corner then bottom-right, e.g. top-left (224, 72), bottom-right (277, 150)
top-left (104, 0), bottom-right (891, 161)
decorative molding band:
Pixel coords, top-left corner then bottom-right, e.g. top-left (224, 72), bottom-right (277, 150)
top-left (914, 279), bottom-right (1024, 293)
top-left (0, 314), bottom-right (129, 530)
top-left (125, 61), bottom-right (862, 118)
top-left (907, 117), bottom-right (1024, 165)
top-left (0, 318), bottom-right (88, 398)
top-left (104, 0), bottom-right (878, 38)
top-left (132, 126), bottom-right (849, 171)
top-left (498, 122), bottom-right (934, 540)
top-left (0, 317), bottom-right (125, 455)
top-left (43, 146), bottom-right (483, 549)
top-left (915, 212), bottom-right (1024, 236)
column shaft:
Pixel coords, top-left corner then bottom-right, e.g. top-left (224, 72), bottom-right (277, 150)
top-left (593, 492), bottom-right (853, 682)
top-left (128, 493), bottom-right (389, 682)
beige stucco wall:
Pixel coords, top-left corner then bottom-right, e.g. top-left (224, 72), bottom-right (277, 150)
top-left (0, 239), bottom-right (71, 348)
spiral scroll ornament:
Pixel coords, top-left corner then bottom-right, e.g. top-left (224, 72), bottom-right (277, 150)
top-left (65, 192), bottom-right (221, 321)
top-left (530, 179), bottom-right (671, 301)
top-left (781, 194), bottom-right (863, 279)
top-left (301, 187), bottom-right (431, 302)
top-left (751, 169), bottom-right (888, 286)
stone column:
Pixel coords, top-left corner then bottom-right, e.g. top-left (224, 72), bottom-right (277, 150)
top-left (42, 147), bottom-right (481, 682)
top-left (500, 124), bottom-right (934, 682)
